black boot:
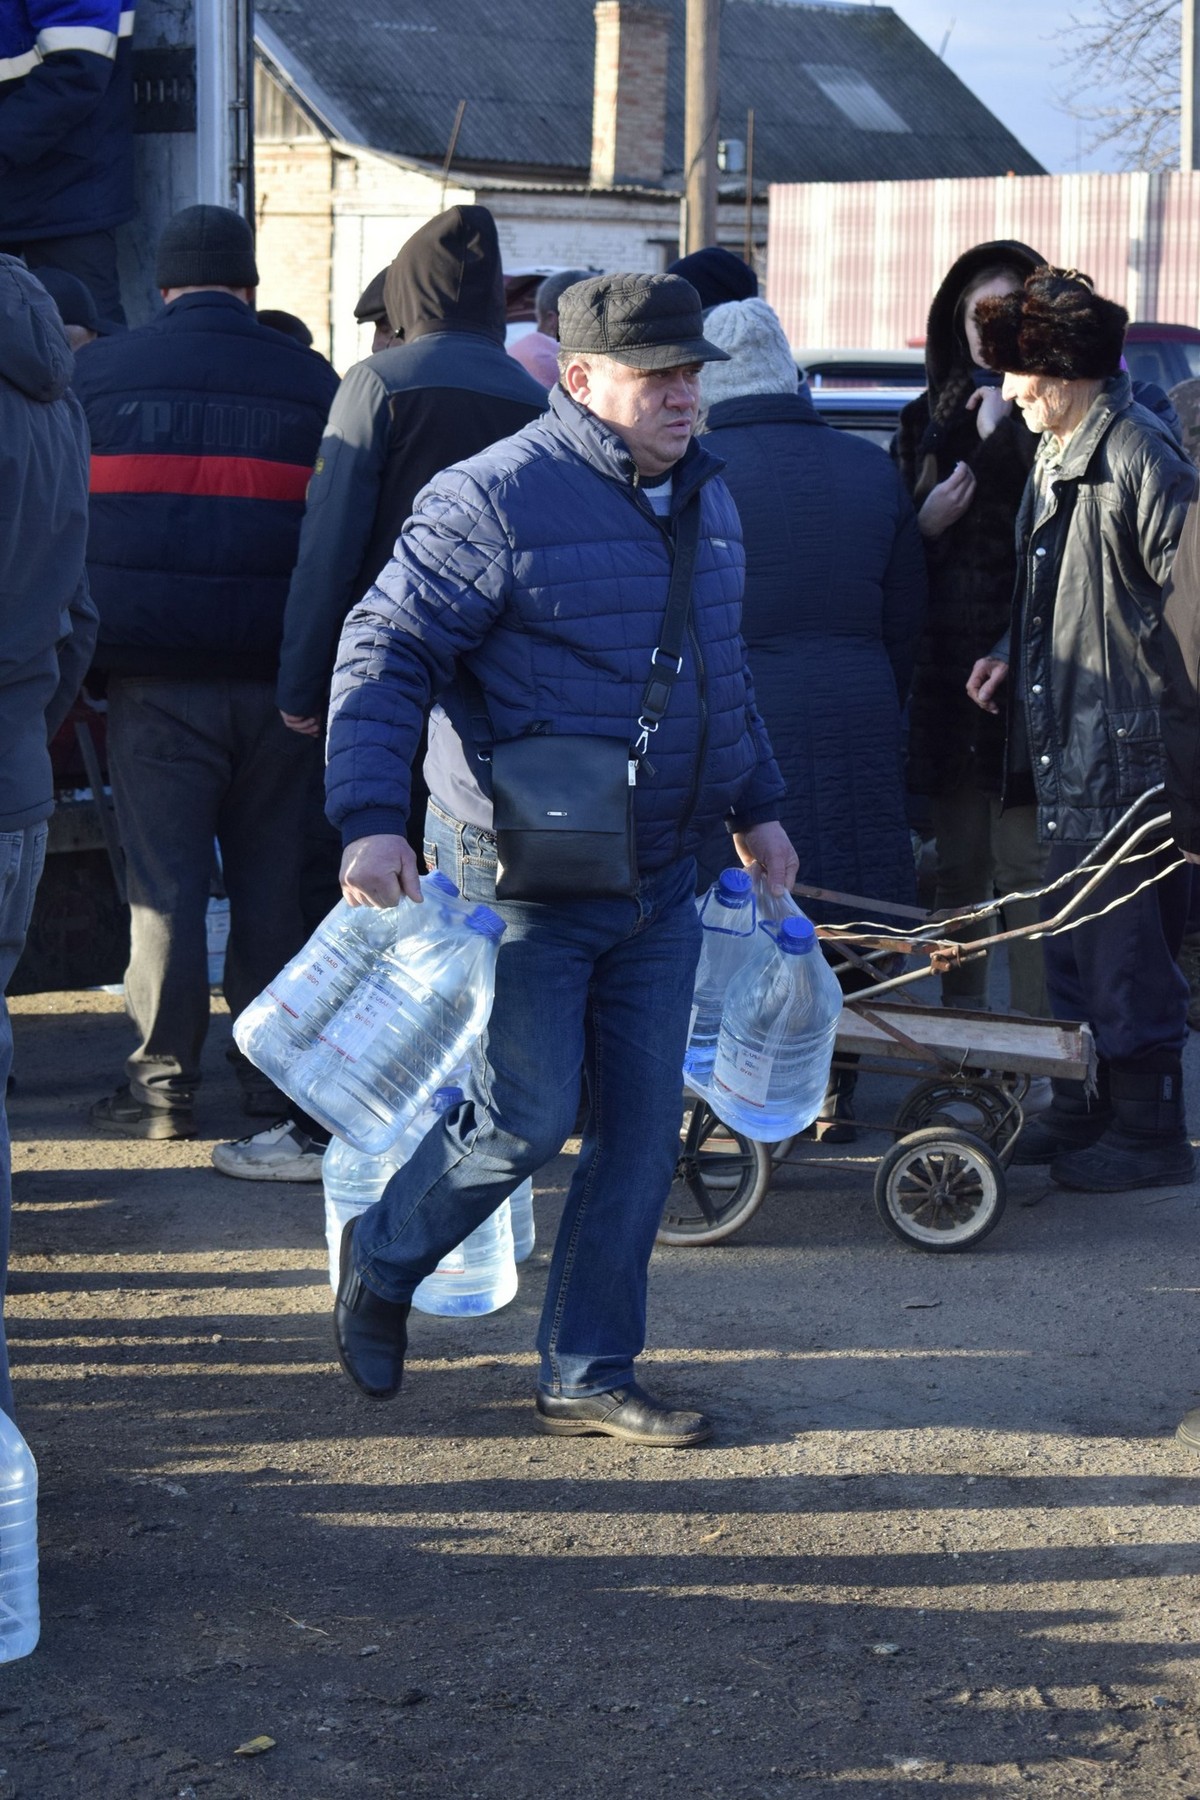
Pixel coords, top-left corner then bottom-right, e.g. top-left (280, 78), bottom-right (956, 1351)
top-left (333, 1220), bottom-right (410, 1400)
top-left (804, 1067), bottom-right (857, 1144)
top-left (1009, 1072), bottom-right (1109, 1165)
top-left (1051, 1054), bottom-right (1196, 1192)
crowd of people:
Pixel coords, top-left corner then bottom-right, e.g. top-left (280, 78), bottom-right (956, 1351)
top-left (4, 183), bottom-right (1200, 1443)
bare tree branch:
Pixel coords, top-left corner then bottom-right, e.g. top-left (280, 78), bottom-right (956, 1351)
top-left (1058, 0), bottom-right (1180, 168)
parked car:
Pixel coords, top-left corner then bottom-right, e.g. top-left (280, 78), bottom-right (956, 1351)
top-left (1123, 322), bottom-right (1200, 392)
top-left (794, 348), bottom-right (925, 447)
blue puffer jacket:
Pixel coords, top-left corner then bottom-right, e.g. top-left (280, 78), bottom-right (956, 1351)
top-left (75, 291), bottom-right (339, 679)
top-left (0, 0), bottom-right (135, 239)
top-left (326, 385), bottom-right (785, 870)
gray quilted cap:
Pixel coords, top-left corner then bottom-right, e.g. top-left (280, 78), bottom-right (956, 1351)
top-left (557, 273), bottom-right (730, 369)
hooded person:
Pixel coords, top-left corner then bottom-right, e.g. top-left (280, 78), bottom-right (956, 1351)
top-left (893, 240), bottom-right (1052, 1024)
top-left (0, 254), bottom-right (96, 1415)
top-left (275, 207), bottom-right (548, 733)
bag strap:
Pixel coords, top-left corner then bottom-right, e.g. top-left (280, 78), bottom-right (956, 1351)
top-left (453, 484), bottom-right (703, 772)
top-left (633, 488), bottom-right (701, 759)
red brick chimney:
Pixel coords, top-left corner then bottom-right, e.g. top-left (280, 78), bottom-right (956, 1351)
top-left (590, 1), bottom-right (671, 188)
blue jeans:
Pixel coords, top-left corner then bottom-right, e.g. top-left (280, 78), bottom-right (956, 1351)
top-left (352, 801), bottom-right (702, 1397)
top-left (0, 821), bottom-right (48, 1419)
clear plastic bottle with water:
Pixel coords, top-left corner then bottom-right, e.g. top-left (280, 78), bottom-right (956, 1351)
top-left (321, 1084), bottom-right (464, 1290)
top-left (683, 867), bottom-right (769, 1090)
top-left (710, 913), bottom-right (842, 1142)
top-left (0, 1409), bottom-right (39, 1663)
top-left (294, 904), bottom-right (506, 1155)
top-left (508, 1177), bottom-right (535, 1262)
top-left (234, 872), bottom-right (468, 1102)
top-left (411, 1193), bottom-right (518, 1317)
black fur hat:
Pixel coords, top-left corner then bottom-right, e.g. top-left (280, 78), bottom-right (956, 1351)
top-left (975, 266), bottom-right (1127, 380)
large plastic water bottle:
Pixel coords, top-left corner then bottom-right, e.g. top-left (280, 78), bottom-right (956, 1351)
top-left (234, 872), bottom-right (467, 1097)
top-left (710, 913), bottom-right (842, 1142)
top-left (294, 904), bottom-right (506, 1154)
top-left (412, 1194), bottom-right (518, 1317)
top-left (0, 1410), bottom-right (39, 1663)
top-left (320, 1083), bottom-right (464, 1290)
top-left (684, 867), bottom-right (768, 1089)
top-left (508, 1178), bottom-right (535, 1262)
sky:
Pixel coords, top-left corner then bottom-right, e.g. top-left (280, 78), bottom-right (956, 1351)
top-left (878, 0), bottom-right (1124, 173)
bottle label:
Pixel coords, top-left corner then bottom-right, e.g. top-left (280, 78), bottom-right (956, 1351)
top-left (317, 972), bottom-right (396, 1061)
top-left (713, 1038), bottom-right (772, 1107)
top-left (268, 943), bottom-right (350, 1019)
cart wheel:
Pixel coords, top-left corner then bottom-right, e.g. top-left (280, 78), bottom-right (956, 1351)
top-left (657, 1096), bottom-right (772, 1246)
top-left (873, 1126), bottom-right (1006, 1252)
top-left (893, 1077), bottom-right (1017, 1143)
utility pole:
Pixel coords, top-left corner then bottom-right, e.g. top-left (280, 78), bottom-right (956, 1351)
top-left (1184, 0), bottom-right (1200, 171)
top-left (684, 0), bottom-right (719, 254)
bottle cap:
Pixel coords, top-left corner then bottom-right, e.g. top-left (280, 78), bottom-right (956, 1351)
top-left (779, 915), bottom-right (817, 955)
top-left (433, 1086), bottom-right (464, 1112)
top-left (715, 866), bottom-right (753, 906)
top-left (465, 904), bottom-right (506, 940)
top-left (425, 870), bottom-right (460, 898)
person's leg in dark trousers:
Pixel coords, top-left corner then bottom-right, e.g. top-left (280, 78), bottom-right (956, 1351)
top-left (340, 805), bottom-right (706, 1431)
top-left (929, 784), bottom-right (994, 1008)
top-left (1041, 837), bottom-right (1193, 1190)
top-left (99, 677), bottom-right (224, 1130)
top-left (0, 823), bottom-right (48, 1419)
top-left (216, 685), bottom-right (320, 1119)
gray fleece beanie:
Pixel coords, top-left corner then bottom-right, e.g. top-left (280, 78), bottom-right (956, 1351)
top-left (700, 298), bottom-right (799, 407)
top-left (156, 205), bottom-right (259, 290)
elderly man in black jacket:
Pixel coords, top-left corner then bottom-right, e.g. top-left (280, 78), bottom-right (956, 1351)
top-left (967, 267), bottom-right (1198, 1194)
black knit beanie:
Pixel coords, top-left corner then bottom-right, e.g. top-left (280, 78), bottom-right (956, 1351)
top-left (666, 247), bottom-right (758, 311)
top-left (156, 205), bottom-right (259, 290)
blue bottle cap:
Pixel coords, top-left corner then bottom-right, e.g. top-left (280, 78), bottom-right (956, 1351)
top-left (715, 866), bottom-right (753, 906)
top-left (779, 915), bottom-right (817, 955)
top-left (425, 870), bottom-right (460, 898)
top-left (465, 904), bottom-right (506, 940)
top-left (433, 1086), bottom-right (464, 1112)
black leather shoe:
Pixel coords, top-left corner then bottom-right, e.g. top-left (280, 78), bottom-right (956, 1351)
top-left (535, 1381), bottom-right (712, 1447)
top-left (333, 1219), bottom-right (409, 1401)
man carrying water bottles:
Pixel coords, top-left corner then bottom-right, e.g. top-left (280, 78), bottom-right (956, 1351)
top-left (324, 272), bottom-right (797, 1446)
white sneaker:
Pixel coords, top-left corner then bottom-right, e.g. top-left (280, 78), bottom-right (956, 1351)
top-left (211, 1120), bottom-right (327, 1182)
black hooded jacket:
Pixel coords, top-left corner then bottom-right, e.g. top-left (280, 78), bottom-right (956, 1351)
top-left (277, 206), bottom-right (546, 719)
top-left (894, 240), bottom-right (1043, 798)
top-left (0, 255), bottom-right (96, 831)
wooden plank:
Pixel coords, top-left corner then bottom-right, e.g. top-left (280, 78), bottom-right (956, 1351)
top-left (836, 1002), bottom-right (1096, 1082)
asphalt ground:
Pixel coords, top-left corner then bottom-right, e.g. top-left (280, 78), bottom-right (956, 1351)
top-left (2, 976), bottom-right (1199, 1800)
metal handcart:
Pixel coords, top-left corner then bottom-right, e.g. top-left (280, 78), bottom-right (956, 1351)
top-left (660, 791), bottom-right (1183, 1254)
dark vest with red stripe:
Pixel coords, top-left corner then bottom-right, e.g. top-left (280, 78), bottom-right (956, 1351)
top-left (74, 290), bottom-right (339, 678)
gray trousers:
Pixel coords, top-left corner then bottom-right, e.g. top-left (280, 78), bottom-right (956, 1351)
top-left (106, 677), bottom-right (321, 1111)
top-left (929, 785), bottom-right (1049, 1018)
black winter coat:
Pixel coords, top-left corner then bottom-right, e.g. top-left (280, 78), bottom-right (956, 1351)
top-left (1003, 374), bottom-right (1197, 844)
top-left (895, 238), bottom-right (1044, 798)
top-left (75, 291), bottom-right (339, 679)
top-left (276, 206), bottom-right (546, 719)
top-left (698, 389), bottom-right (926, 914)
top-left (895, 391), bottom-right (1036, 795)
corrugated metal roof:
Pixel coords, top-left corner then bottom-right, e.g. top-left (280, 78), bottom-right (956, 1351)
top-left (256, 0), bottom-right (1042, 184)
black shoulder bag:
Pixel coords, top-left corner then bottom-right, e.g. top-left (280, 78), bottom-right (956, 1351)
top-left (456, 490), bottom-right (701, 902)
